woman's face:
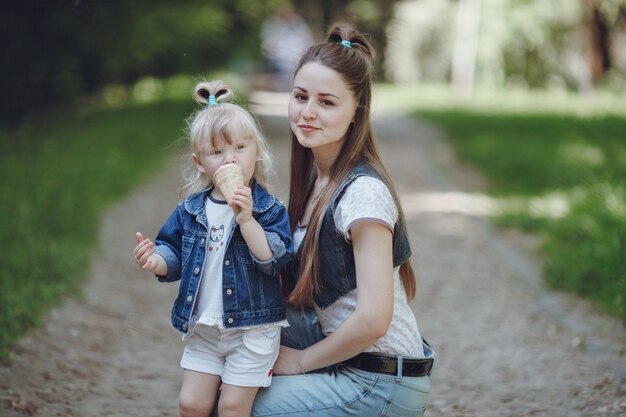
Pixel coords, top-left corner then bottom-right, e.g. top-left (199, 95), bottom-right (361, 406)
top-left (288, 62), bottom-right (358, 154)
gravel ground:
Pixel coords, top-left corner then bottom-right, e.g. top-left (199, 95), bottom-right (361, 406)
top-left (1, 106), bottom-right (625, 417)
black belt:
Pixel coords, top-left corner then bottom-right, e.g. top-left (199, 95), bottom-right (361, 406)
top-left (343, 351), bottom-right (433, 377)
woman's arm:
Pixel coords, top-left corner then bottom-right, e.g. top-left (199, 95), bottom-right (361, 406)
top-left (274, 220), bottom-right (394, 374)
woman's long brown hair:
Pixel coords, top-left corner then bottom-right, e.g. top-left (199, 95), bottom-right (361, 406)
top-left (286, 24), bottom-right (416, 307)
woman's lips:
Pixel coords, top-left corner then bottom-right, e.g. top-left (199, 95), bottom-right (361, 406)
top-left (298, 124), bottom-right (320, 133)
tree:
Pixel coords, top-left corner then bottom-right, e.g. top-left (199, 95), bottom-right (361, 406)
top-left (451, 0), bottom-right (482, 93)
top-left (583, 0), bottom-right (626, 83)
top-left (0, 0), bottom-right (281, 125)
top-left (292, 0), bottom-right (398, 77)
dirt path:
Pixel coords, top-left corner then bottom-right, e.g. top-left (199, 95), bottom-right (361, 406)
top-left (1, 101), bottom-right (625, 417)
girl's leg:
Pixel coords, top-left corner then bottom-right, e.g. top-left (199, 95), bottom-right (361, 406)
top-left (209, 306), bottom-right (325, 417)
top-left (218, 384), bottom-right (260, 417)
top-left (179, 369), bottom-right (221, 417)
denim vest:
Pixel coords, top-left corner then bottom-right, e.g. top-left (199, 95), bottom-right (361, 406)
top-left (154, 181), bottom-right (293, 334)
top-left (285, 163), bottom-right (412, 309)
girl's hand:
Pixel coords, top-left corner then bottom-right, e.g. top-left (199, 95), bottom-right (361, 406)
top-left (272, 345), bottom-right (306, 375)
top-left (133, 232), bottom-right (160, 272)
top-left (230, 185), bottom-right (253, 224)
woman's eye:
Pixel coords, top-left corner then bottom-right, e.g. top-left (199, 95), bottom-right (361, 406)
top-left (294, 94), bottom-right (307, 101)
top-left (321, 100), bottom-right (334, 106)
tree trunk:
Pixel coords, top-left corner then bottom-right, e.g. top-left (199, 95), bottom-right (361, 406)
top-left (291, 0), bottom-right (396, 79)
top-left (369, 0), bottom-right (396, 80)
top-left (451, 0), bottom-right (482, 94)
top-left (583, 0), bottom-right (611, 83)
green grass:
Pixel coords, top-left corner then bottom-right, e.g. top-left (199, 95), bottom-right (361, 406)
top-left (378, 83), bottom-right (626, 321)
top-left (413, 109), bottom-right (626, 321)
top-left (0, 100), bottom-right (192, 361)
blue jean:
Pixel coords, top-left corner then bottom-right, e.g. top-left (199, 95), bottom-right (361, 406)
top-left (211, 306), bottom-right (434, 417)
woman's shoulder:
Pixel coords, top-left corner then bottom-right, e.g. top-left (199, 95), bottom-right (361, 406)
top-left (335, 176), bottom-right (398, 234)
top-left (344, 176), bottom-right (393, 203)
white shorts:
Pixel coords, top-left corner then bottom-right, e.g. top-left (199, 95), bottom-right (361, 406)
top-left (180, 324), bottom-right (281, 387)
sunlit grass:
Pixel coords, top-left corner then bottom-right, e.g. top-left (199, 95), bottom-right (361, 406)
top-left (373, 83), bottom-right (626, 118)
top-left (377, 83), bottom-right (626, 321)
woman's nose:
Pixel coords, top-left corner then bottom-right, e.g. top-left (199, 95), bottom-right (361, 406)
top-left (302, 102), bottom-right (317, 120)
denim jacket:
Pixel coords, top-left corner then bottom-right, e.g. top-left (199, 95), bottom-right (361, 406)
top-left (154, 181), bottom-right (293, 334)
top-left (285, 162), bottom-right (412, 309)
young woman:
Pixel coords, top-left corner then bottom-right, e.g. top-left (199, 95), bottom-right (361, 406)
top-left (214, 24), bottom-right (435, 417)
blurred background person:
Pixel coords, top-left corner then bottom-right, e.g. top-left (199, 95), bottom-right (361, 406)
top-left (261, 3), bottom-right (314, 91)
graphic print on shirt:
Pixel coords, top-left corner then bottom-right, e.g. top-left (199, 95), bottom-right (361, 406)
top-left (209, 225), bottom-right (225, 252)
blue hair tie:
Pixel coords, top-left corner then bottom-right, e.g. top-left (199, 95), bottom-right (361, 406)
top-left (340, 40), bottom-right (352, 48)
top-left (208, 95), bottom-right (218, 107)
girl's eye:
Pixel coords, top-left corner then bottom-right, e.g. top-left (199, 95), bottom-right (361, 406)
top-left (236, 144), bottom-right (246, 150)
top-left (211, 150), bottom-right (221, 155)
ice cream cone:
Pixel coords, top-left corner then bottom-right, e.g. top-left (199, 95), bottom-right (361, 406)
top-left (214, 163), bottom-right (244, 204)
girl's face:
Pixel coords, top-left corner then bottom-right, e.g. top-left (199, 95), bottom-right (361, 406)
top-left (192, 134), bottom-right (258, 190)
top-left (289, 62), bottom-right (358, 155)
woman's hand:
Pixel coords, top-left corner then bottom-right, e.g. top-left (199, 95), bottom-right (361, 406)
top-left (272, 345), bottom-right (305, 375)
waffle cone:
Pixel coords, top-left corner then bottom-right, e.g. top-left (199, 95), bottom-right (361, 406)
top-left (214, 163), bottom-right (244, 204)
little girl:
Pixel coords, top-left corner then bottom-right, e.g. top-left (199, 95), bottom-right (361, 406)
top-left (132, 80), bottom-right (293, 417)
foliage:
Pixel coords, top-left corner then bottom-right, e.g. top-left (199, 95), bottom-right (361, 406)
top-left (415, 109), bottom-right (626, 320)
top-left (0, 0), bottom-right (283, 125)
top-left (0, 100), bottom-right (192, 361)
top-left (386, 0), bottom-right (626, 91)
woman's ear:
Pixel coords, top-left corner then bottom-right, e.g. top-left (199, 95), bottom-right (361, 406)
top-left (192, 153), bottom-right (206, 174)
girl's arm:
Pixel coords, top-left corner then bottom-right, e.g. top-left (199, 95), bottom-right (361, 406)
top-left (274, 220), bottom-right (394, 374)
top-left (238, 218), bottom-right (273, 261)
top-left (231, 186), bottom-right (273, 261)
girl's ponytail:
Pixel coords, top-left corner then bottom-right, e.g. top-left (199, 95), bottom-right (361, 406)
top-left (193, 80), bottom-right (234, 106)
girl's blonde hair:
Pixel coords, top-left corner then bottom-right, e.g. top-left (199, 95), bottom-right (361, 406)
top-left (181, 80), bottom-right (273, 197)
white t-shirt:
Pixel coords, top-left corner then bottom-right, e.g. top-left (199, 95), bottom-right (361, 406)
top-left (296, 177), bottom-right (424, 358)
top-left (195, 195), bottom-right (235, 326)
top-left (192, 193), bottom-right (289, 332)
